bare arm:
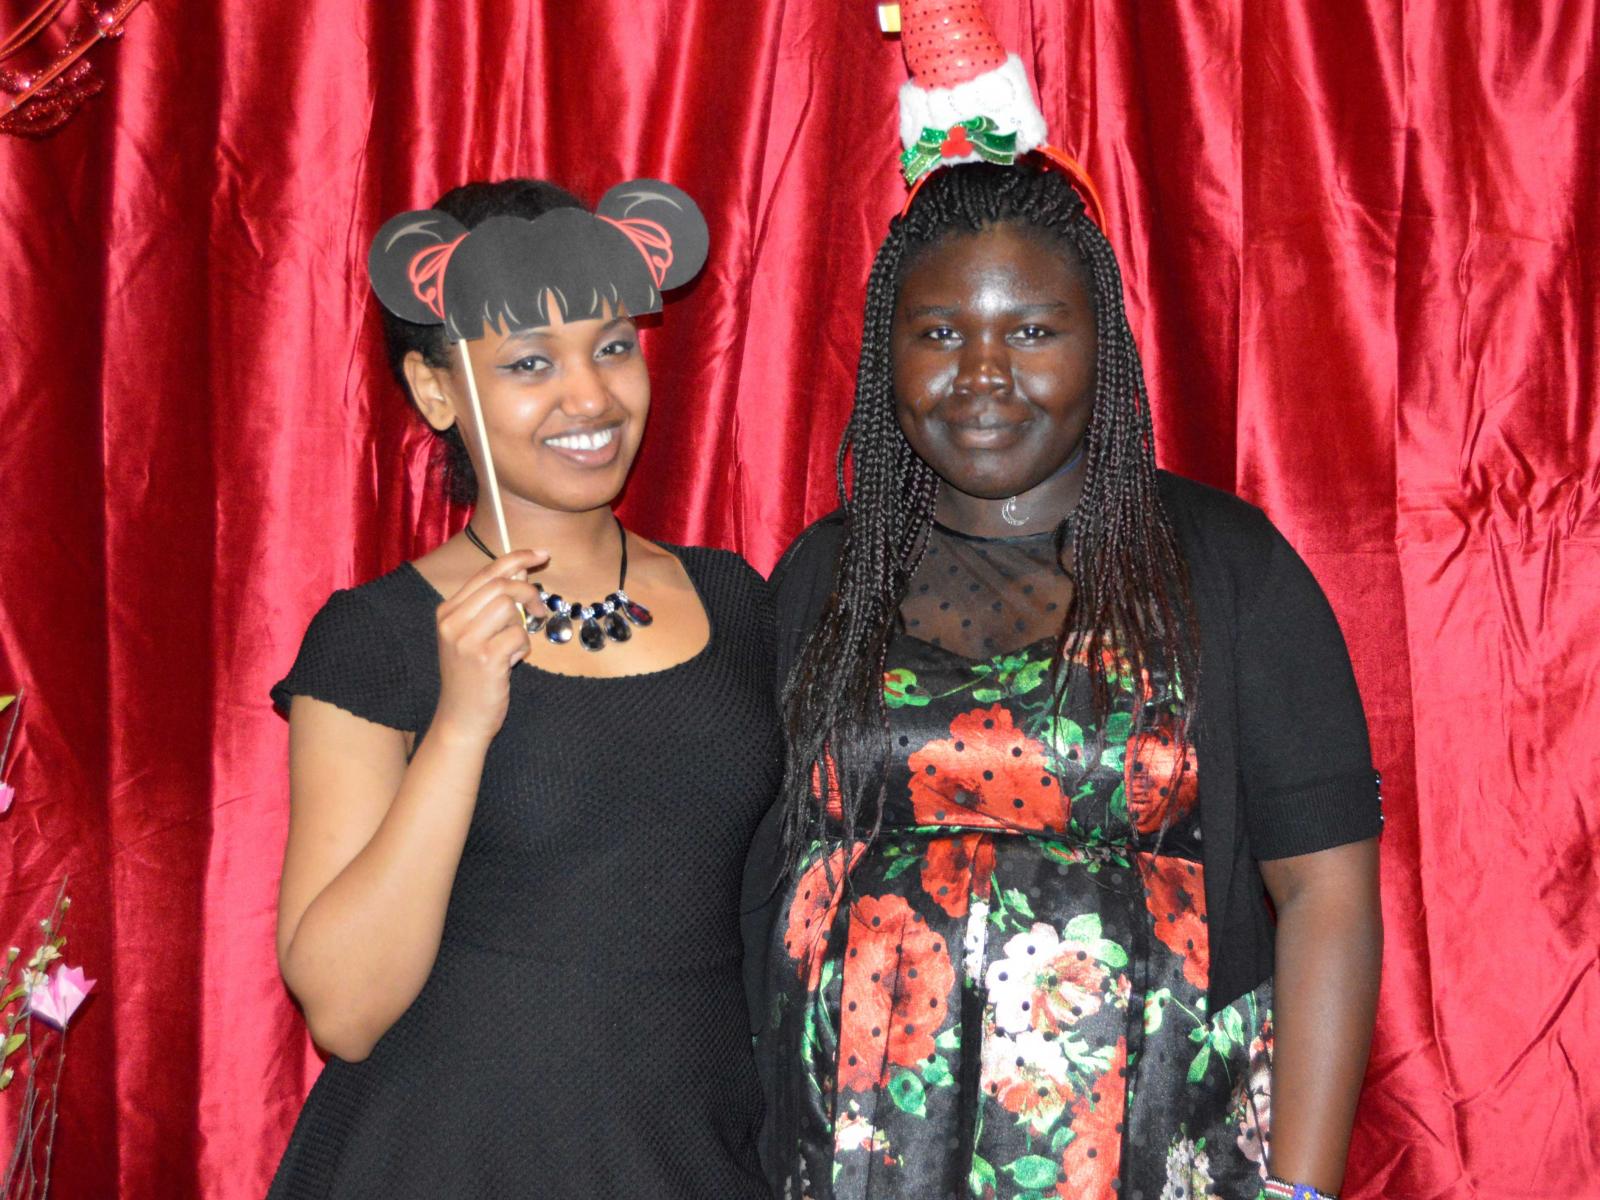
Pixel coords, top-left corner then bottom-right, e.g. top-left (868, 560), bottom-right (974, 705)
top-left (276, 551), bottom-right (542, 1061)
top-left (1259, 837), bottom-right (1382, 1194)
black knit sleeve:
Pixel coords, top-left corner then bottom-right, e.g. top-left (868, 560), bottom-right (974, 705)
top-left (1235, 528), bottom-right (1382, 859)
top-left (768, 513), bottom-right (845, 699)
top-left (270, 588), bottom-right (415, 731)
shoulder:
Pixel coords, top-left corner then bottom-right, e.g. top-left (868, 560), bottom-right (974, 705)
top-left (302, 563), bottom-right (434, 638)
top-left (765, 512), bottom-right (847, 682)
top-left (669, 542), bottom-right (769, 596)
top-left (1157, 472), bottom-right (1310, 613)
top-left (272, 564), bottom-right (433, 724)
top-left (771, 511), bottom-right (846, 596)
top-left (664, 543), bottom-right (774, 635)
top-left (1158, 471), bottom-right (1278, 556)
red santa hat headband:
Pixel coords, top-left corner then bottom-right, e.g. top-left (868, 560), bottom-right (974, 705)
top-left (881, 0), bottom-right (1106, 228)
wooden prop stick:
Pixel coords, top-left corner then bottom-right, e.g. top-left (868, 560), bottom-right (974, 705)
top-left (456, 339), bottom-right (514, 555)
top-left (456, 340), bottom-right (534, 632)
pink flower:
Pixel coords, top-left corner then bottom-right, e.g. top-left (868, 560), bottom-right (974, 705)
top-left (0, 781), bottom-right (13, 814)
top-left (25, 964), bottom-right (94, 1030)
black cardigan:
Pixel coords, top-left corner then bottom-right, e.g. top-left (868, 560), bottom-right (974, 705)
top-left (741, 470), bottom-right (1382, 1020)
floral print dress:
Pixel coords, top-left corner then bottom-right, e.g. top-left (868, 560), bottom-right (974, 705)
top-left (764, 527), bottom-right (1274, 1200)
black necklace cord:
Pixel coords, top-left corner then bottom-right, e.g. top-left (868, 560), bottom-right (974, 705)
top-left (462, 515), bottom-right (627, 583)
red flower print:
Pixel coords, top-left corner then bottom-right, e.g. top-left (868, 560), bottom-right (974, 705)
top-left (784, 845), bottom-right (863, 988)
top-left (919, 833), bottom-right (996, 918)
top-left (1125, 723), bottom-right (1197, 835)
top-left (1056, 1040), bottom-right (1126, 1197)
top-left (908, 706), bottom-right (1066, 833)
top-left (811, 747), bottom-right (842, 820)
top-left (1139, 853), bottom-right (1209, 990)
top-left (836, 894), bottom-right (956, 1092)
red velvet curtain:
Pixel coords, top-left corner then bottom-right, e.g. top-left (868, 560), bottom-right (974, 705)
top-left (1, 2), bottom-right (1596, 1196)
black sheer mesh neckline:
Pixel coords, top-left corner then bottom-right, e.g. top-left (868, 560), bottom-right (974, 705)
top-left (929, 519), bottom-right (1069, 545)
top-left (900, 523), bottom-right (1076, 659)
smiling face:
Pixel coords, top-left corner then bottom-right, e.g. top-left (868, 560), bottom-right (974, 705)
top-left (407, 294), bottom-right (650, 514)
top-left (892, 222), bottom-right (1097, 503)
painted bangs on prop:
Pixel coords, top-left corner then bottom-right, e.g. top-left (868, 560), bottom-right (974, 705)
top-left (441, 210), bottom-right (660, 335)
top-left (367, 179), bottom-right (710, 341)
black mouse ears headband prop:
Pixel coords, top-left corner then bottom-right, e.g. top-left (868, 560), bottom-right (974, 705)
top-left (364, 179), bottom-right (710, 561)
top-left (878, 0), bottom-right (1107, 228)
top-left (367, 179), bottom-right (710, 339)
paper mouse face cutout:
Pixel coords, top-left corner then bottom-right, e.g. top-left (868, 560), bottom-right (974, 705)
top-left (368, 179), bottom-right (710, 341)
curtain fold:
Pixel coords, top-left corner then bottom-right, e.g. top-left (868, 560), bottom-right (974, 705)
top-left (0, 2), bottom-right (1594, 1196)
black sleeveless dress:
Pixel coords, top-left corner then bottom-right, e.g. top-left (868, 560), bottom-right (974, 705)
top-left (268, 546), bottom-right (779, 1199)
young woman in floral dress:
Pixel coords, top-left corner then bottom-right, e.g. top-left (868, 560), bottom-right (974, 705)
top-left (744, 161), bottom-right (1383, 1200)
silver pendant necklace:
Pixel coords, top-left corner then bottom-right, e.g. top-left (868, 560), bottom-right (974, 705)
top-left (462, 518), bottom-right (653, 652)
top-left (997, 441), bottom-right (1087, 528)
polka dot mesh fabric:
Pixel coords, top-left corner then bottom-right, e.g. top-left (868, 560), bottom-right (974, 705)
top-left (899, 523), bottom-right (1076, 659)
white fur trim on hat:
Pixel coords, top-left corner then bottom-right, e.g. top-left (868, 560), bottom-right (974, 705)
top-left (898, 54), bottom-right (1048, 158)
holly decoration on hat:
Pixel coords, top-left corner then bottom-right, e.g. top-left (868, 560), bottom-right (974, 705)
top-left (903, 115), bottom-right (1019, 183)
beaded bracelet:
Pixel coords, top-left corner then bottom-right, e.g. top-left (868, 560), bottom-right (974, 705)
top-left (1264, 1178), bottom-right (1338, 1200)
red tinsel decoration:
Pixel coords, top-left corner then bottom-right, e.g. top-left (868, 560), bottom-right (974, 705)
top-left (0, 0), bottom-right (143, 137)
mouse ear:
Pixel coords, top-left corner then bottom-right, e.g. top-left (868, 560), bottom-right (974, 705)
top-left (595, 179), bottom-right (709, 294)
top-left (368, 209), bottom-right (471, 326)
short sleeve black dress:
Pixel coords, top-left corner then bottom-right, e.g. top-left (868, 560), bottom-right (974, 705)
top-left (267, 546), bottom-right (780, 1199)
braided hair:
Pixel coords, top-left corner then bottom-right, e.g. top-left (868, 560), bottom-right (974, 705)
top-left (779, 161), bottom-right (1200, 872)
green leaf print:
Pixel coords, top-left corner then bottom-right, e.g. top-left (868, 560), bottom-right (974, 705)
top-left (1143, 987), bottom-right (1172, 1034)
top-left (1002, 888), bottom-right (1035, 920)
top-left (1187, 1042), bottom-right (1212, 1083)
top-left (1099, 742), bottom-right (1126, 772)
top-left (1221, 1005), bottom-right (1246, 1046)
top-left (1062, 1035), bottom-right (1115, 1077)
top-left (884, 668), bottom-right (931, 708)
top-left (1013, 658), bottom-right (1050, 695)
top-left (1093, 938), bottom-right (1128, 970)
top-left (1105, 711), bottom-right (1134, 742)
top-left (1005, 1154), bottom-right (1061, 1190)
top-left (969, 1154), bottom-right (997, 1196)
top-left (1108, 782), bottom-right (1129, 825)
top-left (889, 1069), bottom-right (927, 1117)
top-left (1050, 1125), bottom-right (1078, 1155)
top-left (884, 853), bottom-right (920, 881)
top-left (936, 1026), bottom-right (961, 1052)
top-left (1063, 913), bottom-right (1104, 942)
top-left (922, 1054), bottom-right (954, 1087)
top-left (1042, 717), bottom-right (1086, 763)
top-left (972, 687), bottom-right (1005, 703)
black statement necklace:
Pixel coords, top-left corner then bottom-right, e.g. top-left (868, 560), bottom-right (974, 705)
top-left (462, 517), bottom-right (653, 652)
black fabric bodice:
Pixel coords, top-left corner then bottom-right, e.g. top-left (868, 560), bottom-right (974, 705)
top-left (267, 545), bottom-right (781, 1199)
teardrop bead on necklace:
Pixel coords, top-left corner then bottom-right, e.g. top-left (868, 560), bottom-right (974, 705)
top-left (461, 517), bottom-right (654, 654)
